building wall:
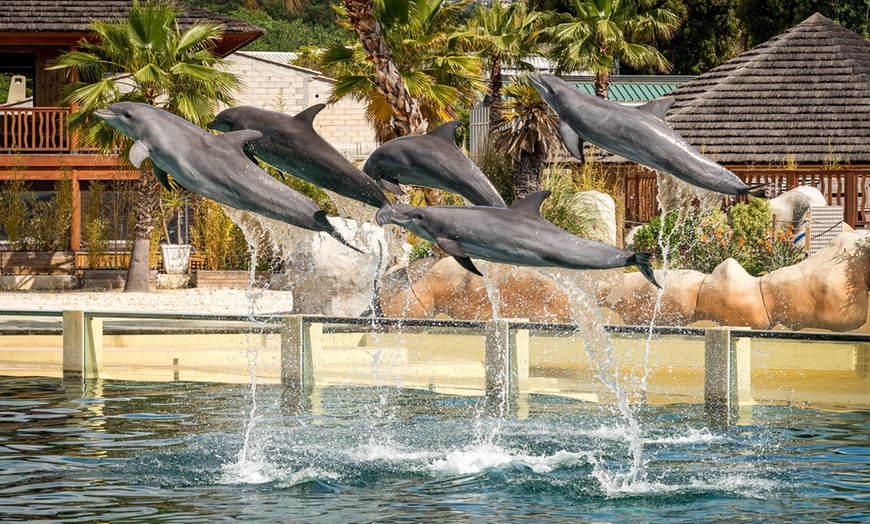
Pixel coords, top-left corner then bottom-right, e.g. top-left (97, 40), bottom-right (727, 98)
top-left (223, 52), bottom-right (377, 160)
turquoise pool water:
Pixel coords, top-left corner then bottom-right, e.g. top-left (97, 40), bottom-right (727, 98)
top-left (0, 377), bottom-right (868, 523)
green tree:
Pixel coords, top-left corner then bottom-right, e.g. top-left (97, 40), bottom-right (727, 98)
top-left (491, 79), bottom-right (563, 199)
top-left (227, 7), bottom-right (348, 50)
top-left (325, 0), bottom-right (485, 143)
top-left (659, 0), bottom-right (740, 75)
top-left (737, 0), bottom-right (870, 46)
top-left (546, 0), bottom-right (681, 98)
top-left (48, 0), bottom-right (240, 292)
top-left (467, 2), bottom-right (543, 133)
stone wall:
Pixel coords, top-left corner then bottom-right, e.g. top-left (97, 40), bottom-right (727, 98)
top-left (222, 52), bottom-right (377, 159)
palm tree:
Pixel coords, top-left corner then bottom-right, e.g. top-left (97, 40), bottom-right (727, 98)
top-left (49, 0), bottom-right (240, 292)
top-left (467, 2), bottom-right (543, 133)
top-left (327, 0), bottom-right (486, 143)
top-left (492, 78), bottom-right (563, 200)
top-left (546, 0), bottom-right (680, 98)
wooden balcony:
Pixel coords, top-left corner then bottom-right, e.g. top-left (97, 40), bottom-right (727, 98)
top-left (1, 107), bottom-right (70, 152)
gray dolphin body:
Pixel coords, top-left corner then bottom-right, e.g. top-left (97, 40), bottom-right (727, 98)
top-left (94, 102), bottom-right (358, 251)
top-left (363, 121), bottom-right (507, 207)
top-left (208, 105), bottom-right (397, 226)
top-left (390, 191), bottom-right (659, 287)
top-left (529, 74), bottom-right (766, 198)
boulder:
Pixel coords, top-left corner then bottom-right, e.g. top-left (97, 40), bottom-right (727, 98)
top-left (596, 269), bottom-right (704, 325)
top-left (760, 232), bottom-right (870, 331)
top-left (695, 258), bottom-right (771, 328)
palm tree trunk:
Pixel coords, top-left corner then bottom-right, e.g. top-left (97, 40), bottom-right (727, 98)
top-left (487, 56), bottom-right (503, 134)
top-left (512, 142), bottom-right (546, 199)
top-left (594, 69), bottom-right (610, 99)
top-left (124, 170), bottom-right (160, 292)
top-left (343, 0), bottom-right (424, 136)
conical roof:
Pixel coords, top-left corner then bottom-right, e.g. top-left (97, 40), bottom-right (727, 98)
top-left (666, 13), bottom-right (870, 165)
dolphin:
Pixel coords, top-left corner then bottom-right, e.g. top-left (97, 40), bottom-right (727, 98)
top-left (363, 121), bottom-right (507, 207)
top-left (528, 74), bottom-right (766, 198)
top-left (390, 190), bottom-right (659, 287)
top-left (94, 102), bottom-right (359, 251)
top-left (207, 105), bottom-right (398, 226)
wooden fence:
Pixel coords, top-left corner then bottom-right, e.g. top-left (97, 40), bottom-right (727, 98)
top-left (622, 167), bottom-right (870, 229)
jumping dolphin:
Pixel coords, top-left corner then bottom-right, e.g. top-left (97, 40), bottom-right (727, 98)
top-left (390, 191), bottom-right (659, 287)
top-left (207, 105), bottom-right (398, 226)
top-left (94, 102), bottom-right (359, 251)
top-left (528, 74), bottom-right (766, 198)
top-left (363, 121), bottom-right (507, 207)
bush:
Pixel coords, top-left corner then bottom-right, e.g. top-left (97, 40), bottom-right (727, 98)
top-left (634, 198), bottom-right (806, 276)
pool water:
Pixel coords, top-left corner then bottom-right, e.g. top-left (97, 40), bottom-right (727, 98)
top-left (1, 377), bottom-right (868, 523)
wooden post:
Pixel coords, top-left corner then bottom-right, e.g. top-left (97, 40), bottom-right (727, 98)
top-left (845, 169), bottom-right (858, 228)
top-left (70, 173), bottom-right (81, 251)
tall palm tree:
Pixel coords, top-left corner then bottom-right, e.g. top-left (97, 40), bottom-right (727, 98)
top-left (467, 2), bottom-right (543, 133)
top-left (546, 0), bottom-right (680, 98)
top-left (492, 78), bottom-right (562, 200)
top-left (49, 0), bottom-right (241, 292)
top-left (327, 0), bottom-right (486, 143)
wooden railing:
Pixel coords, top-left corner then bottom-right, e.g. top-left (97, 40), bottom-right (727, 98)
top-left (0, 107), bottom-right (70, 152)
top-left (623, 167), bottom-right (870, 229)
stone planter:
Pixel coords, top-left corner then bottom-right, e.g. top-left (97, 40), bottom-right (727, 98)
top-left (161, 244), bottom-right (191, 274)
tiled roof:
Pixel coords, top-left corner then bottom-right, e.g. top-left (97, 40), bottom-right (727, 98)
top-left (571, 78), bottom-right (687, 103)
top-left (0, 0), bottom-right (263, 53)
top-left (665, 13), bottom-right (870, 165)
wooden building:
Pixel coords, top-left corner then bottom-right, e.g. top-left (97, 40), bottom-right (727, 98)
top-left (0, 0), bottom-right (263, 250)
top-left (626, 13), bottom-right (870, 228)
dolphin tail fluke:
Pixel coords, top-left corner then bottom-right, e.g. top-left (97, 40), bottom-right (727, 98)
top-left (313, 210), bottom-right (363, 253)
top-left (375, 203), bottom-right (397, 227)
top-left (745, 184), bottom-right (768, 199)
top-left (633, 252), bottom-right (660, 289)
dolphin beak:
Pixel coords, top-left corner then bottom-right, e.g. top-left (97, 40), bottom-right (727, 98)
top-left (93, 108), bottom-right (115, 121)
top-left (528, 75), bottom-right (547, 96)
top-left (390, 214), bottom-right (412, 226)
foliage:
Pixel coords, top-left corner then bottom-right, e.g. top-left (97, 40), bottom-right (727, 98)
top-left (540, 170), bottom-right (597, 239)
top-left (0, 157), bottom-right (74, 251)
top-left (227, 7), bottom-right (348, 50)
top-left (82, 181), bottom-right (109, 267)
top-left (323, 0), bottom-right (486, 142)
top-left (656, 0), bottom-right (741, 75)
top-left (544, 0), bottom-right (681, 96)
top-left (633, 199), bottom-right (806, 276)
top-left (478, 147), bottom-right (516, 205)
top-left (189, 196), bottom-right (251, 270)
top-left (409, 240), bottom-right (435, 261)
top-left (737, 0), bottom-right (870, 46)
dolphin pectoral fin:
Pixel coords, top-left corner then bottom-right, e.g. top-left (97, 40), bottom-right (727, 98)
top-left (428, 121), bottom-right (461, 144)
top-left (220, 130), bottom-right (263, 152)
top-left (509, 190), bottom-right (551, 216)
top-left (129, 140), bottom-right (150, 168)
top-left (435, 237), bottom-right (467, 258)
top-left (637, 98), bottom-right (675, 121)
top-left (153, 165), bottom-right (174, 192)
top-left (380, 177), bottom-right (405, 195)
top-left (295, 104), bottom-right (326, 127)
top-left (559, 122), bottom-right (584, 160)
top-left (453, 256), bottom-right (482, 276)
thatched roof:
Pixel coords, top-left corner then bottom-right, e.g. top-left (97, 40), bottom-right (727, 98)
top-left (0, 0), bottom-right (264, 56)
top-left (666, 13), bottom-right (870, 165)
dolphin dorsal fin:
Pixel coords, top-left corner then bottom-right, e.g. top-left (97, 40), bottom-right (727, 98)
top-left (219, 129), bottom-right (263, 151)
top-left (637, 98), bottom-right (674, 120)
top-left (428, 121), bottom-right (461, 143)
top-left (509, 190), bottom-right (551, 216)
top-left (295, 104), bottom-right (326, 127)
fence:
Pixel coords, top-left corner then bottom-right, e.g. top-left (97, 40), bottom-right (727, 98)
top-left (0, 108), bottom-right (69, 152)
top-left (622, 167), bottom-right (870, 228)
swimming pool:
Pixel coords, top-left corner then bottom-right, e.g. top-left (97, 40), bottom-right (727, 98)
top-left (1, 378), bottom-right (868, 523)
